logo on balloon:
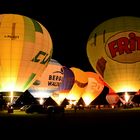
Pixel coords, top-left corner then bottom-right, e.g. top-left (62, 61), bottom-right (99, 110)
top-left (4, 35), bottom-right (19, 39)
top-left (31, 51), bottom-right (51, 65)
top-left (105, 31), bottom-right (140, 63)
top-left (48, 68), bottom-right (64, 87)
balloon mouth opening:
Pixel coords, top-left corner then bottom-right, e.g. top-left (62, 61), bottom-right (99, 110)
top-left (118, 91), bottom-right (136, 105)
top-left (0, 91), bottom-right (23, 104)
top-left (117, 91), bottom-right (136, 96)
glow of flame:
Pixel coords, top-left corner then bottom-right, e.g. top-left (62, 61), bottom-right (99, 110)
top-left (10, 91), bottom-right (14, 104)
top-left (124, 92), bottom-right (130, 103)
top-left (117, 85), bottom-right (137, 93)
top-left (69, 99), bottom-right (77, 105)
top-left (51, 92), bottom-right (66, 105)
top-left (39, 98), bottom-right (44, 105)
top-left (83, 96), bottom-right (92, 106)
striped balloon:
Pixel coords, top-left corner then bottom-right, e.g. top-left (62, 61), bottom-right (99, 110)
top-left (0, 14), bottom-right (53, 92)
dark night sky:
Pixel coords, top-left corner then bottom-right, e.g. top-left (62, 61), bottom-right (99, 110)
top-left (0, 0), bottom-right (139, 72)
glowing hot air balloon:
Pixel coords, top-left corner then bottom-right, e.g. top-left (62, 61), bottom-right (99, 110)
top-left (0, 14), bottom-right (53, 103)
top-left (87, 16), bottom-right (140, 97)
top-left (58, 66), bottom-right (75, 93)
top-left (28, 59), bottom-right (64, 104)
top-left (106, 89), bottom-right (120, 108)
top-left (103, 81), bottom-right (120, 108)
top-left (82, 72), bottom-right (104, 106)
top-left (67, 67), bottom-right (88, 105)
top-left (53, 66), bottom-right (75, 105)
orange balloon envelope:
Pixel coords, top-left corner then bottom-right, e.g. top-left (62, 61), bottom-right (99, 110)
top-left (82, 72), bottom-right (104, 105)
top-left (67, 67), bottom-right (88, 103)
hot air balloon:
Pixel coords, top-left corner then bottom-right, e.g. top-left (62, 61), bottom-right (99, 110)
top-left (106, 89), bottom-right (120, 108)
top-left (67, 67), bottom-right (88, 106)
top-left (0, 14), bottom-right (53, 103)
top-left (53, 66), bottom-right (75, 105)
top-left (103, 81), bottom-right (119, 106)
top-left (28, 59), bottom-right (64, 104)
top-left (58, 66), bottom-right (75, 93)
top-left (87, 16), bottom-right (140, 99)
top-left (82, 72), bottom-right (104, 106)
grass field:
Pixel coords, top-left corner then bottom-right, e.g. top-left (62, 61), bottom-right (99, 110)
top-left (0, 108), bottom-right (140, 138)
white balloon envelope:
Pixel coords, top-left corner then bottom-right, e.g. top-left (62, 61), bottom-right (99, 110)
top-left (28, 59), bottom-right (64, 98)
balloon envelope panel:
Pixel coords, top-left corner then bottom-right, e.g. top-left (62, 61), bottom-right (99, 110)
top-left (52, 66), bottom-right (75, 105)
top-left (87, 16), bottom-right (140, 93)
top-left (0, 14), bottom-right (53, 92)
top-left (67, 67), bottom-right (88, 101)
top-left (106, 92), bottom-right (120, 105)
top-left (29, 59), bottom-right (64, 98)
top-left (57, 66), bottom-right (75, 93)
top-left (82, 72), bottom-right (104, 105)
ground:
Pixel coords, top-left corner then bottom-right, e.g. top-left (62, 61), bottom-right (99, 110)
top-left (0, 108), bottom-right (139, 138)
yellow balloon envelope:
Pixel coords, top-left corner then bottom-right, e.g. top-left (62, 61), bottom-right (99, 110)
top-left (87, 16), bottom-right (140, 93)
top-left (0, 14), bottom-right (53, 92)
